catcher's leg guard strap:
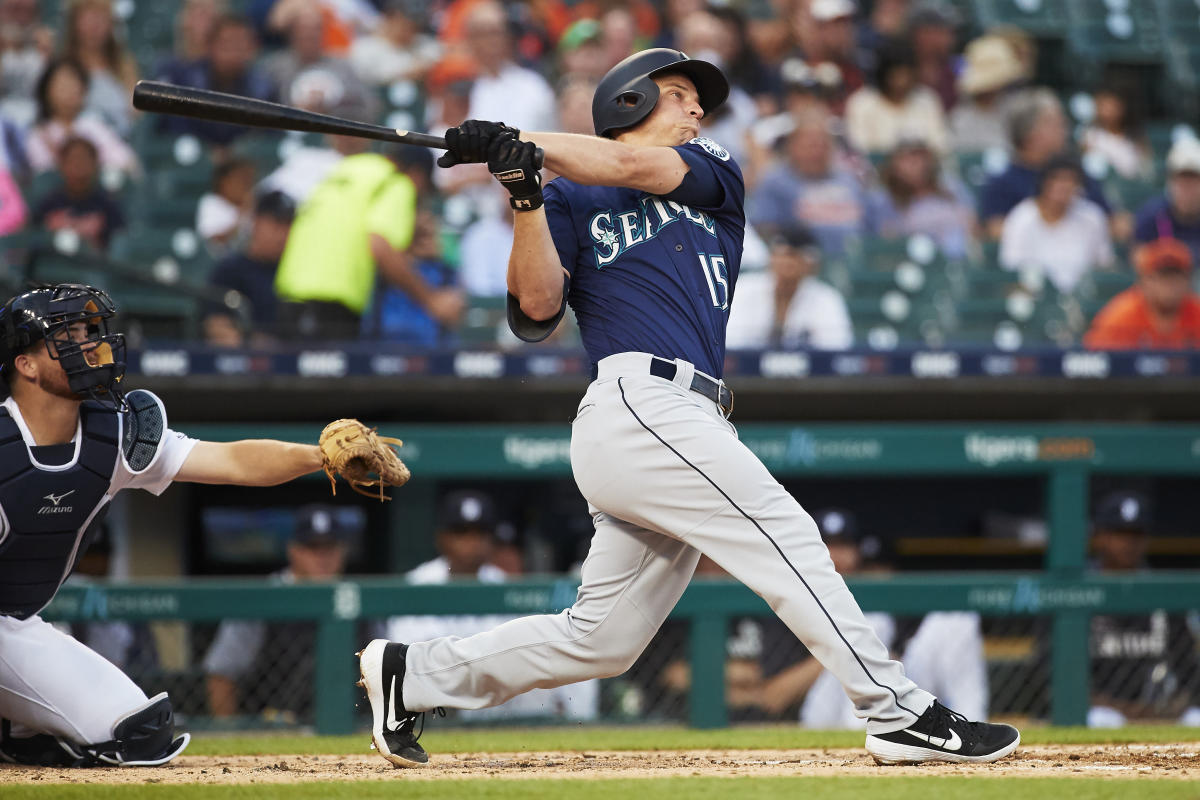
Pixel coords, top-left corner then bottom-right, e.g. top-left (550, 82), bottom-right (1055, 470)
top-left (61, 692), bottom-right (191, 767)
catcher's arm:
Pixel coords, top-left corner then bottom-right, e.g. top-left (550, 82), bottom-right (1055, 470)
top-left (175, 440), bottom-right (323, 486)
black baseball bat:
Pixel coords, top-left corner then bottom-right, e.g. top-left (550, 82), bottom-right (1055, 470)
top-left (132, 81), bottom-right (546, 167)
top-left (133, 80), bottom-right (448, 149)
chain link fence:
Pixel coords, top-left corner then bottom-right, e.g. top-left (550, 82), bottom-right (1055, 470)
top-left (64, 603), bottom-right (1199, 731)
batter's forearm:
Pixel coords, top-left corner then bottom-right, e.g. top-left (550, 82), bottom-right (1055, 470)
top-left (507, 208), bottom-right (567, 321)
top-left (520, 131), bottom-right (687, 194)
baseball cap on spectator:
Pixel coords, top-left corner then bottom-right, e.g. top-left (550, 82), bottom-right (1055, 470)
top-left (1093, 491), bottom-right (1150, 534)
top-left (293, 504), bottom-right (353, 546)
top-left (1134, 237), bottom-right (1192, 277)
top-left (1166, 137), bottom-right (1200, 176)
top-left (428, 55), bottom-right (477, 95)
top-left (254, 189), bottom-right (296, 222)
top-left (767, 223), bottom-right (821, 257)
top-left (810, 0), bottom-right (856, 22)
top-left (908, 1), bottom-right (960, 29)
top-left (813, 508), bottom-right (859, 545)
top-left (439, 490), bottom-right (497, 532)
top-left (957, 35), bottom-right (1026, 96)
top-left (559, 18), bottom-right (602, 53)
top-left (781, 58), bottom-right (843, 95)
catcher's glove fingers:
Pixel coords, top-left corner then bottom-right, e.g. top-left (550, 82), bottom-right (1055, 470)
top-left (319, 418), bottom-right (412, 502)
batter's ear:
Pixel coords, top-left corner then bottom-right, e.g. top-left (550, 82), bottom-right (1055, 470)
top-left (507, 275), bottom-right (569, 343)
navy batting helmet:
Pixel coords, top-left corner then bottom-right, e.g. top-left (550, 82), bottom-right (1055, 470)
top-left (0, 283), bottom-right (127, 410)
top-left (592, 48), bottom-right (729, 138)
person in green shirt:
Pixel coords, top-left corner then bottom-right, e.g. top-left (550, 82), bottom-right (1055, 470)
top-left (274, 146), bottom-right (464, 339)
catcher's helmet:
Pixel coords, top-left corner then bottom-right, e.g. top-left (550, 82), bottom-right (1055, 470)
top-left (592, 48), bottom-right (729, 138)
top-left (0, 283), bottom-right (127, 410)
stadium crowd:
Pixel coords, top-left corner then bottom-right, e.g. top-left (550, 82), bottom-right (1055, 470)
top-left (2, 0), bottom-right (1200, 349)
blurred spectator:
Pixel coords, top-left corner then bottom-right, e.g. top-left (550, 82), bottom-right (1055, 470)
top-left (556, 75), bottom-right (597, 136)
top-left (1000, 155), bottom-right (1113, 293)
top-left (844, 38), bottom-right (947, 154)
top-left (156, 14), bottom-right (275, 147)
top-left (708, 5), bottom-right (776, 106)
top-left (386, 490), bottom-right (599, 722)
top-left (858, 0), bottom-right (909, 53)
top-left (1084, 239), bottom-right (1200, 351)
top-left (652, 0), bottom-right (705, 50)
top-left (274, 147), bottom-right (463, 340)
top-left (204, 505), bottom-right (370, 723)
top-left (749, 110), bottom-right (867, 256)
top-left (725, 224), bottom-right (852, 350)
top-left (204, 189), bottom-right (295, 348)
top-left (867, 136), bottom-right (973, 258)
top-left (462, 1), bottom-right (556, 132)
top-left (0, 158), bottom-right (23, 235)
top-left (169, 0), bottom-right (228, 66)
top-left (264, 4), bottom-right (378, 122)
top-left (1080, 85), bottom-right (1150, 181)
top-left (62, 0), bottom-right (138, 136)
top-left (0, 0), bottom-right (53, 127)
top-left (1134, 137), bottom-right (1200, 266)
top-left (746, 58), bottom-right (840, 186)
top-left (265, 0), bottom-right (378, 55)
top-left (259, 133), bottom-right (367, 206)
top-left (948, 35), bottom-right (1028, 153)
top-left (598, 5), bottom-right (639, 72)
top-left (557, 18), bottom-right (607, 82)
top-left (31, 135), bottom-right (124, 251)
top-left (348, 0), bottom-right (439, 87)
top-left (1083, 492), bottom-right (1200, 727)
top-left (363, 210), bottom-right (459, 346)
top-left (457, 196), bottom-right (513, 297)
top-left (196, 156), bottom-right (256, 254)
top-left (25, 57), bottom-right (138, 177)
top-left (907, 1), bottom-right (960, 112)
top-left (979, 89), bottom-right (1112, 239)
top-left (789, 0), bottom-right (864, 116)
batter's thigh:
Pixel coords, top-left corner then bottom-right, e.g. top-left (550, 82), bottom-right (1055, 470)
top-left (0, 614), bottom-right (148, 744)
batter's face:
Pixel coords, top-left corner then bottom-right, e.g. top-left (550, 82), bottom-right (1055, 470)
top-left (619, 74), bottom-right (704, 147)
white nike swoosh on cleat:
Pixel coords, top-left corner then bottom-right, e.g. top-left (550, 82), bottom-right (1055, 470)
top-left (904, 729), bottom-right (963, 751)
top-left (385, 674), bottom-right (399, 732)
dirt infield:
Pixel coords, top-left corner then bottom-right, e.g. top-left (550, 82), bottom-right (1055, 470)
top-left (1, 744), bottom-right (1197, 784)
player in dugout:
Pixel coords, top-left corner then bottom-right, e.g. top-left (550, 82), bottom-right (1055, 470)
top-left (357, 49), bottom-right (1020, 768)
top-left (0, 283), bottom-right (335, 767)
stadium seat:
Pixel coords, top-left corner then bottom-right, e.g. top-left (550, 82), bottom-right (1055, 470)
top-left (460, 295), bottom-right (507, 346)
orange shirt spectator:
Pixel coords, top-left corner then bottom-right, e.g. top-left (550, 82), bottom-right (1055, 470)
top-left (1084, 238), bottom-right (1200, 350)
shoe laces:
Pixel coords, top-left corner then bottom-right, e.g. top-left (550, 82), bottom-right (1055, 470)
top-left (925, 702), bottom-right (980, 748)
top-left (391, 707), bottom-right (446, 743)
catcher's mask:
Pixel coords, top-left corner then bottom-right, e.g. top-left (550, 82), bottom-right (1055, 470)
top-left (0, 283), bottom-right (127, 411)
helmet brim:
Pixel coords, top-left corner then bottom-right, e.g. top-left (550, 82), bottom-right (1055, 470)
top-left (648, 58), bottom-right (730, 115)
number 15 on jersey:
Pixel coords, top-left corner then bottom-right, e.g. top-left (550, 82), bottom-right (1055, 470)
top-left (699, 253), bottom-right (729, 311)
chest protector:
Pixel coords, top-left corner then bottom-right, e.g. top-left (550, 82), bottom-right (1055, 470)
top-left (0, 402), bottom-right (119, 619)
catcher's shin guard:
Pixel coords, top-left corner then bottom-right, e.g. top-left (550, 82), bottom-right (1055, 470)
top-left (59, 692), bottom-right (190, 767)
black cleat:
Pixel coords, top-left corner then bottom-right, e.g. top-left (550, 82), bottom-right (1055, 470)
top-left (865, 701), bottom-right (1020, 765)
top-left (357, 639), bottom-right (441, 767)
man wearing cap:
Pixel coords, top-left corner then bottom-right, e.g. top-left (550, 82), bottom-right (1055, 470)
top-left (1084, 238), bottom-right (1200, 350)
top-left (1134, 138), bottom-right (1200, 266)
top-left (1084, 492), bottom-right (1200, 727)
top-left (204, 190), bottom-right (296, 347)
top-left (348, 0), bottom-right (440, 87)
top-left (386, 491), bottom-right (598, 721)
top-left (948, 35), bottom-right (1029, 153)
top-left (203, 505), bottom-right (363, 723)
top-left (789, 0), bottom-right (864, 116)
top-left (725, 223), bottom-right (852, 350)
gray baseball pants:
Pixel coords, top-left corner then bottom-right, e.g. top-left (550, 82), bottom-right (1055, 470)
top-left (402, 352), bottom-right (934, 733)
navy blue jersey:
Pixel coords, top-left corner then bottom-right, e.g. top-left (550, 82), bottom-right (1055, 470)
top-left (543, 138), bottom-right (745, 378)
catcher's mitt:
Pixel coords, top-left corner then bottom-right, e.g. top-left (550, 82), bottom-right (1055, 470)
top-left (319, 418), bottom-right (411, 501)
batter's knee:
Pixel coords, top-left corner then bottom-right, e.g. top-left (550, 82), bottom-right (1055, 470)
top-left (569, 618), bottom-right (652, 679)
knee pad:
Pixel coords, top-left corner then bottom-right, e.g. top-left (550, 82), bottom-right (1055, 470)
top-left (60, 692), bottom-right (190, 767)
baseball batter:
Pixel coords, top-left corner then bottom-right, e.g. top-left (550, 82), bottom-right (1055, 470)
top-left (0, 284), bottom-right (330, 767)
top-left (359, 49), bottom-right (1020, 767)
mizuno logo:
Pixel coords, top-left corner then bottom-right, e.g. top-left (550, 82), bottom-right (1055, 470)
top-left (906, 728), bottom-right (962, 751)
top-left (385, 675), bottom-right (399, 731)
top-left (43, 490), bottom-right (75, 506)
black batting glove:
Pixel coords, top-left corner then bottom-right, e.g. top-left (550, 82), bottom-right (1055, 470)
top-left (488, 137), bottom-right (543, 211)
top-left (437, 120), bottom-right (519, 168)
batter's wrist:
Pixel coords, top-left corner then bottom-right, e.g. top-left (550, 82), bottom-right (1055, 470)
top-left (510, 194), bottom-right (544, 211)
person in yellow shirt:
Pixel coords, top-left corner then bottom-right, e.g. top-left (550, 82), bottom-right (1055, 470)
top-left (274, 146), bottom-right (464, 339)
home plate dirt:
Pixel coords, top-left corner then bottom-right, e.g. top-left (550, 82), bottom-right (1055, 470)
top-left (1, 744), bottom-right (1197, 784)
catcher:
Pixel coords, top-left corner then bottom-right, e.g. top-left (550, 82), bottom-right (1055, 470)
top-left (0, 283), bottom-right (407, 767)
